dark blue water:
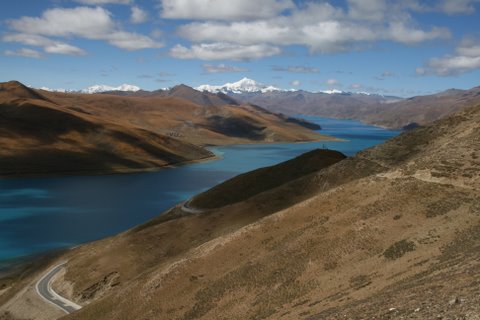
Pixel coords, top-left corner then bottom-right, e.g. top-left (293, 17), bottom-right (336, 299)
top-left (0, 117), bottom-right (400, 264)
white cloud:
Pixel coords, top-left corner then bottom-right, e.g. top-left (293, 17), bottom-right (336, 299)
top-left (290, 80), bottom-right (301, 87)
top-left (106, 31), bottom-right (163, 50)
top-left (4, 48), bottom-right (42, 59)
top-left (415, 67), bottom-right (426, 75)
top-left (350, 83), bottom-right (363, 89)
top-left (131, 6), bottom-right (148, 24)
top-left (175, 2), bottom-right (450, 54)
top-left (74, 0), bottom-right (132, 4)
top-left (419, 38), bottom-right (480, 76)
top-left (438, 0), bottom-right (480, 14)
top-left (160, 0), bottom-right (294, 20)
top-left (6, 6), bottom-right (161, 51)
top-left (348, 0), bottom-right (387, 21)
top-left (3, 33), bottom-right (52, 47)
top-left (44, 43), bottom-right (86, 55)
top-left (326, 79), bottom-right (340, 86)
top-left (170, 43), bottom-right (281, 60)
top-left (9, 7), bottom-right (115, 37)
top-left (404, 0), bottom-right (480, 14)
top-left (272, 65), bottom-right (319, 73)
top-left (3, 33), bottom-right (87, 55)
top-left (429, 55), bottom-right (480, 75)
top-left (203, 64), bottom-right (248, 73)
top-left (387, 22), bottom-right (450, 44)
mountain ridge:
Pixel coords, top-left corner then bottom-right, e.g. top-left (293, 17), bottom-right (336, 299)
top-left (0, 80), bottom-right (329, 177)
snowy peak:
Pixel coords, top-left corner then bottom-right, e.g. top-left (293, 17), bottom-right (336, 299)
top-left (39, 87), bottom-right (69, 93)
top-left (196, 78), bottom-right (372, 95)
top-left (37, 84), bottom-right (141, 94)
top-left (196, 77), bottom-right (281, 94)
top-left (318, 89), bottom-right (345, 95)
top-left (81, 84), bottom-right (141, 94)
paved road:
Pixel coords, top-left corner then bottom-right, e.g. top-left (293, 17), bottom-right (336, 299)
top-left (35, 262), bottom-right (82, 314)
top-left (181, 199), bottom-right (205, 214)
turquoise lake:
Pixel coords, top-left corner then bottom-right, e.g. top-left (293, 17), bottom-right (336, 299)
top-left (0, 117), bottom-right (400, 266)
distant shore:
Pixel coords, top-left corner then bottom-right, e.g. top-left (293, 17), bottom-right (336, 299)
top-left (0, 134), bottom-right (338, 180)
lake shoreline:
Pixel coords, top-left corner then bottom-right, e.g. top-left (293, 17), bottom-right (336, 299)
top-left (0, 135), bottom-right (339, 180)
top-left (0, 116), bottom-right (399, 267)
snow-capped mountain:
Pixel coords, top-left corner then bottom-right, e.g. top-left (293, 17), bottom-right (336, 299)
top-left (39, 87), bottom-right (69, 93)
top-left (196, 78), bottom-right (281, 94)
top-left (196, 78), bottom-right (368, 95)
top-left (317, 89), bottom-right (345, 94)
top-left (37, 84), bottom-right (141, 94)
top-left (81, 84), bottom-right (141, 94)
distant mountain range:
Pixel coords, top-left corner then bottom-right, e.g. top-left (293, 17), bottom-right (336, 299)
top-left (195, 77), bottom-right (382, 96)
top-left (35, 78), bottom-right (480, 130)
top-left (196, 77), bottom-right (281, 94)
top-left (194, 78), bottom-right (480, 130)
top-left (37, 78), bottom-right (385, 96)
top-left (40, 84), bottom-right (141, 94)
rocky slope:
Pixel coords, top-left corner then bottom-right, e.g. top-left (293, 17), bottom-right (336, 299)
top-left (0, 81), bottom-right (329, 177)
top-left (1, 101), bottom-right (479, 320)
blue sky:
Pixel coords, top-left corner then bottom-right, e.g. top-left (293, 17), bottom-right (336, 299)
top-left (1, 0), bottom-right (479, 96)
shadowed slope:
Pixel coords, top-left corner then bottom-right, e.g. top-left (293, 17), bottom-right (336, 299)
top-left (190, 149), bottom-right (346, 209)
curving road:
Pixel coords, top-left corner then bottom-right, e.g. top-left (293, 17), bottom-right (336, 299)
top-left (35, 262), bottom-right (82, 314)
top-left (181, 199), bottom-right (205, 214)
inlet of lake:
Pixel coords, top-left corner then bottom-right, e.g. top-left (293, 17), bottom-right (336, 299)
top-left (0, 116), bottom-right (400, 267)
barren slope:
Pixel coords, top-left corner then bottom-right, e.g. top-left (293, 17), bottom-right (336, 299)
top-left (0, 81), bottom-right (213, 177)
top-left (0, 81), bottom-right (329, 176)
top-left (62, 103), bottom-right (479, 319)
top-left (2, 102), bottom-right (479, 319)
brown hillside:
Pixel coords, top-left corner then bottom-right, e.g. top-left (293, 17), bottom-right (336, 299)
top-left (0, 81), bottom-right (49, 101)
top-left (46, 103), bottom-right (479, 320)
top-left (156, 84), bottom-right (239, 107)
top-left (39, 88), bottom-right (330, 146)
top-left (0, 82), bottom-right (211, 176)
top-left (106, 84), bottom-right (239, 107)
top-left (3, 97), bottom-right (479, 320)
top-left (0, 81), bottom-right (330, 176)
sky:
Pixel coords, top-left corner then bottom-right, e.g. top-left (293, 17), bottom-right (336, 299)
top-left (1, 0), bottom-right (479, 97)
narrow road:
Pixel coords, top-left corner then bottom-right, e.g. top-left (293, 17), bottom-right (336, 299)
top-left (35, 262), bottom-right (82, 314)
top-left (181, 199), bottom-right (205, 214)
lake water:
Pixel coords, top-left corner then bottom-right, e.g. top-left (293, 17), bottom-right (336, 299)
top-left (0, 117), bottom-right (400, 266)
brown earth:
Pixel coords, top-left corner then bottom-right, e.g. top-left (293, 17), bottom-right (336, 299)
top-left (1, 101), bottom-right (479, 319)
top-left (0, 81), bottom-right (329, 177)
